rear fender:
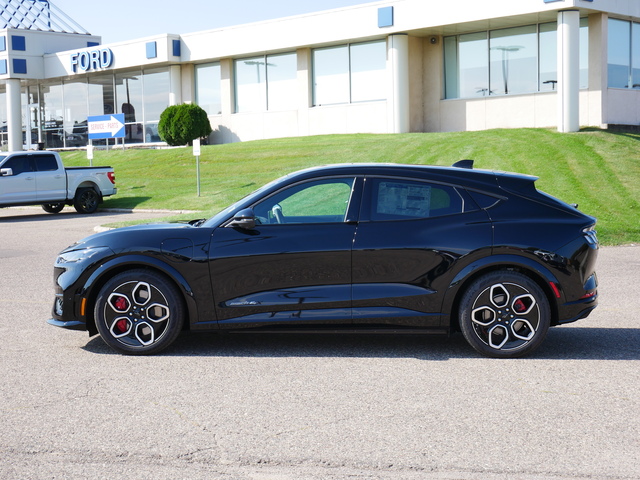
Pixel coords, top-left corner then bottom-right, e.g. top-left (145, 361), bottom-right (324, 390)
top-left (442, 254), bottom-right (563, 328)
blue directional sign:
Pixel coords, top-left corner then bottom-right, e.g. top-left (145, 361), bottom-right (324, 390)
top-left (88, 114), bottom-right (125, 139)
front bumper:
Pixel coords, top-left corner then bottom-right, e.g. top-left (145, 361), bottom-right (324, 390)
top-left (47, 318), bottom-right (86, 330)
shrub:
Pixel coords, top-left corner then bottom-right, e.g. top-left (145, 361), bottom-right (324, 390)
top-left (158, 103), bottom-right (212, 146)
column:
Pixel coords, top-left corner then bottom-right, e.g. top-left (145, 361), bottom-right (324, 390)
top-left (6, 79), bottom-right (23, 151)
top-left (387, 34), bottom-right (410, 134)
top-left (297, 47), bottom-right (311, 137)
top-left (169, 65), bottom-right (182, 105)
top-left (558, 10), bottom-right (580, 133)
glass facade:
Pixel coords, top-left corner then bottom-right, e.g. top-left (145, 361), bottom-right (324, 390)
top-left (608, 18), bottom-right (640, 89)
top-left (312, 40), bottom-right (387, 106)
top-left (234, 52), bottom-right (297, 113)
top-left (445, 20), bottom-right (589, 99)
top-left (195, 62), bottom-right (221, 115)
top-left (3, 68), bottom-right (171, 149)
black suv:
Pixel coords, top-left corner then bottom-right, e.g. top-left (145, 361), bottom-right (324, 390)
top-left (49, 162), bottom-right (598, 358)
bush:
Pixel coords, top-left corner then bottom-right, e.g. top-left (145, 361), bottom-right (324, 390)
top-left (158, 104), bottom-right (212, 146)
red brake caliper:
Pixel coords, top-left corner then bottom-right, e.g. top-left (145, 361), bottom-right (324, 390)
top-left (514, 298), bottom-right (526, 314)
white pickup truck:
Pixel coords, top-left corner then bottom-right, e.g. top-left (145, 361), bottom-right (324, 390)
top-left (0, 151), bottom-right (117, 214)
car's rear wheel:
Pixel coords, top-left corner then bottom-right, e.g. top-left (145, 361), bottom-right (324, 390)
top-left (42, 203), bottom-right (64, 213)
top-left (94, 270), bottom-right (185, 355)
top-left (74, 187), bottom-right (99, 214)
top-left (459, 271), bottom-right (550, 358)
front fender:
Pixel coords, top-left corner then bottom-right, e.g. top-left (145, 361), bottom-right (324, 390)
top-left (80, 254), bottom-right (202, 334)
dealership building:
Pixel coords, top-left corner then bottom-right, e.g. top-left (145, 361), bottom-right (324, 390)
top-left (1, 0), bottom-right (640, 150)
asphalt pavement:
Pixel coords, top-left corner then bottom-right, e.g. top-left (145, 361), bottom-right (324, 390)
top-left (0, 206), bottom-right (638, 480)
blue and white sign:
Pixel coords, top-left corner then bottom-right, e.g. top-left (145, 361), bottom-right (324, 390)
top-left (88, 114), bottom-right (125, 139)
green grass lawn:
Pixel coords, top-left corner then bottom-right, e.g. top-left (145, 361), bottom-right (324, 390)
top-left (60, 128), bottom-right (640, 245)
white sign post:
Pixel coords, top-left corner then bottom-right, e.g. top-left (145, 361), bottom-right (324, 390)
top-left (87, 143), bottom-right (94, 166)
top-left (193, 138), bottom-right (201, 197)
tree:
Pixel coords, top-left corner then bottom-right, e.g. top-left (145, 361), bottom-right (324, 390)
top-left (158, 103), bottom-right (212, 146)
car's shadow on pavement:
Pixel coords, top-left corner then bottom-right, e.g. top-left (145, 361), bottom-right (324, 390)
top-left (0, 209), bottom-right (129, 223)
top-left (82, 327), bottom-right (640, 361)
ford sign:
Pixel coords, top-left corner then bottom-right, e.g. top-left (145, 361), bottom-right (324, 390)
top-left (71, 49), bottom-right (114, 73)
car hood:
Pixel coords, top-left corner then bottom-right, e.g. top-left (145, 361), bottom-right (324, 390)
top-left (61, 222), bottom-right (198, 253)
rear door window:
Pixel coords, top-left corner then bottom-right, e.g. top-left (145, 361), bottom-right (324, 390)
top-left (34, 154), bottom-right (58, 172)
top-left (366, 178), bottom-right (463, 221)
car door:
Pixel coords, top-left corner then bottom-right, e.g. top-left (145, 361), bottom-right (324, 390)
top-left (351, 176), bottom-right (493, 328)
top-left (209, 176), bottom-right (361, 327)
top-left (34, 154), bottom-right (66, 202)
top-left (0, 155), bottom-right (35, 204)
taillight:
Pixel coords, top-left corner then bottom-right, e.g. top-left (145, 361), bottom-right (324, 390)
top-left (107, 171), bottom-right (116, 184)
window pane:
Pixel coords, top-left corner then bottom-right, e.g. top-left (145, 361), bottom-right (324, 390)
top-left (539, 22), bottom-right (557, 91)
top-left (490, 25), bottom-right (537, 95)
top-left (267, 52), bottom-right (297, 111)
top-left (371, 179), bottom-right (462, 220)
top-left (63, 79), bottom-right (88, 147)
top-left (608, 18), bottom-right (631, 88)
top-left (580, 17), bottom-right (589, 89)
top-left (0, 89), bottom-right (5, 147)
top-left (195, 63), bottom-right (221, 114)
top-left (42, 83), bottom-right (63, 148)
top-left (235, 56), bottom-right (267, 113)
top-left (350, 40), bottom-right (386, 102)
top-left (88, 75), bottom-right (115, 115)
top-left (633, 22), bottom-right (640, 89)
top-left (459, 32), bottom-right (488, 98)
top-left (313, 45), bottom-right (349, 106)
top-left (4, 156), bottom-right (31, 175)
top-left (143, 68), bottom-right (170, 123)
top-left (116, 71), bottom-right (143, 143)
top-left (254, 178), bottom-right (354, 224)
top-left (444, 36), bottom-right (459, 99)
top-left (34, 154), bottom-right (57, 171)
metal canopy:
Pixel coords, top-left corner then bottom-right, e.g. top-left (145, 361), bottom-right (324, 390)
top-left (0, 0), bottom-right (89, 34)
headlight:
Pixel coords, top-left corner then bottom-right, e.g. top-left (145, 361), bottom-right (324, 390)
top-left (56, 246), bottom-right (112, 264)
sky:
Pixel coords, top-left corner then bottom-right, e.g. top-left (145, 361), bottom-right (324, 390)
top-left (49, 0), bottom-right (381, 44)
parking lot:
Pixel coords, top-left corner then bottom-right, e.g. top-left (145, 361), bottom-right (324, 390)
top-left (1, 207), bottom-right (638, 480)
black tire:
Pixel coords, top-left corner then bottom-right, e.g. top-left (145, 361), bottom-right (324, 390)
top-left (42, 203), bottom-right (65, 214)
top-left (458, 271), bottom-right (550, 358)
top-left (94, 270), bottom-right (185, 355)
top-left (74, 187), bottom-right (100, 214)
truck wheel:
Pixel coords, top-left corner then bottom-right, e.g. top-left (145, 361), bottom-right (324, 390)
top-left (74, 188), bottom-right (99, 214)
top-left (42, 203), bottom-right (65, 214)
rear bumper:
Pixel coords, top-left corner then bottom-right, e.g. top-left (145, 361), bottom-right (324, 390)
top-left (557, 304), bottom-right (597, 325)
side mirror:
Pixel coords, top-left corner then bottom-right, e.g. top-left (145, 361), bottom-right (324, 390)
top-left (0, 168), bottom-right (13, 177)
top-left (227, 208), bottom-right (256, 230)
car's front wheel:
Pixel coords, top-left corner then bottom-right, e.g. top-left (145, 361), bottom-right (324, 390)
top-left (458, 271), bottom-right (550, 358)
top-left (94, 270), bottom-right (185, 355)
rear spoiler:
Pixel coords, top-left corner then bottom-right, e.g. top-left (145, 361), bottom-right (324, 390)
top-left (452, 159), bottom-right (474, 169)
